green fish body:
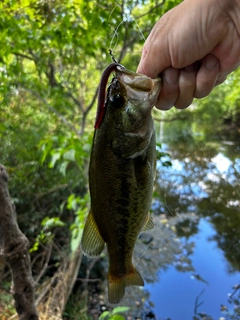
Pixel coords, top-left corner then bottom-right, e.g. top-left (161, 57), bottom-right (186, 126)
top-left (81, 66), bottom-right (161, 304)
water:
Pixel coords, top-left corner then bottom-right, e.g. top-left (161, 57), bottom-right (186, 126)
top-left (98, 129), bottom-right (240, 320)
top-left (145, 219), bottom-right (240, 319)
top-left (144, 136), bottom-right (240, 320)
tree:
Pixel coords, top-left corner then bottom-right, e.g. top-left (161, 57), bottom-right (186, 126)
top-left (0, 0), bottom-right (183, 318)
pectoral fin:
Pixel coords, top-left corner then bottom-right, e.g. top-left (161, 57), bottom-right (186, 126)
top-left (81, 210), bottom-right (105, 257)
top-left (142, 212), bottom-right (154, 232)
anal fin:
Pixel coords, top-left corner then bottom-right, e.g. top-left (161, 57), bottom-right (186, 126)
top-left (81, 209), bottom-right (105, 257)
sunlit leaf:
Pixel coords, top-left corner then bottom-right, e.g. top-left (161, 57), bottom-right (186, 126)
top-left (111, 315), bottom-right (125, 320)
top-left (63, 149), bottom-right (76, 161)
top-left (49, 152), bottom-right (61, 168)
top-left (98, 311), bottom-right (110, 319)
top-left (59, 161), bottom-right (69, 176)
top-left (112, 306), bottom-right (130, 314)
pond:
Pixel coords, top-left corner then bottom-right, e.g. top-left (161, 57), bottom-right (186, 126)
top-left (89, 121), bottom-right (240, 320)
top-left (142, 124), bottom-right (240, 320)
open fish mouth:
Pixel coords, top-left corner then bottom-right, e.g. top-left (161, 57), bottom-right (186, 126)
top-left (94, 63), bottom-right (161, 129)
top-left (116, 66), bottom-right (162, 106)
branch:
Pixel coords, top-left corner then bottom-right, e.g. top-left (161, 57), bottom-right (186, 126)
top-left (85, 86), bottom-right (98, 116)
top-left (194, 289), bottom-right (205, 315)
top-left (64, 85), bottom-right (84, 113)
top-left (34, 245), bottom-right (52, 284)
top-left (46, 61), bottom-right (58, 87)
top-left (0, 164), bottom-right (39, 320)
top-left (21, 87), bottom-right (80, 136)
top-left (134, 0), bottom-right (166, 20)
top-left (12, 52), bottom-right (35, 61)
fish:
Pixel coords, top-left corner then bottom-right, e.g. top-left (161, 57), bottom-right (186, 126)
top-left (81, 63), bottom-right (161, 304)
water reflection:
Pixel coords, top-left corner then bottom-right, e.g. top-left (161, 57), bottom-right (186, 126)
top-left (155, 142), bottom-right (240, 273)
top-left (145, 219), bottom-right (240, 320)
top-left (147, 129), bottom-right (240, 319)
top-left (98, 123), bottom-right (240, 320)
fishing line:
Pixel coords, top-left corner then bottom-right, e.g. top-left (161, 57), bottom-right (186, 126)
top-left (135, 239), bottom-right (154, 261)
top-left (107, 4), bottom-right (122, 58)
top-left (132, 16), bottom-right (146, 42)
top-left (107, 4), bottom-right (146, 60)
top-left (109, 20), bottom-right (124, 57)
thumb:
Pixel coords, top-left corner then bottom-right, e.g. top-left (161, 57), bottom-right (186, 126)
top-left (136, 26), bottom-right (171, 78)
top-left (137, 47), bottom-right (170, 79)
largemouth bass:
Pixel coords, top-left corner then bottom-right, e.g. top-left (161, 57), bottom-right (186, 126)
top-left (81, 63), bottom-right (161, 304)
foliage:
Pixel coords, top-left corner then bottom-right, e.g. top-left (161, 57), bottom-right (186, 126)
top-left (0, 0), bottom-right (181, 248)
top-left (1, 0), bottom-right (240, 318)
top-left (30, 216), bottom-right (65, 252)
top-left (0, 0), bottom-right (182, 318)
top-left (63, 291), bottom-right (92, 320)
top-left (67, 192), bottom-right (90, 254)
top-left (221, 284), bottom-right (240, 320)
top-left (98, 306), bottom-right (130, 320)
top-left (156, 142), bottom-right (172, 167)
top-left (192, 68), bottom-right (240, 139)
top-left (0, 288), bottom-right (16, 319)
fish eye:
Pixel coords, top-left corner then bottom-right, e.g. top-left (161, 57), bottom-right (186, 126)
top-left (111, 93), bottom-right (124, 108)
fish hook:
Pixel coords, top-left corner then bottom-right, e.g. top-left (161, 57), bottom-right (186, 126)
top-left (109, 49), bottom-right (118, 63)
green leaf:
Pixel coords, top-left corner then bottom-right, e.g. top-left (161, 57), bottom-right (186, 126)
top-left (98, 311), bottom-right (110, 319)
top-left (59, 161), bottom-right (69, 176)
top-left (156, 142), bottom-right (162, 149)
top-left (70, 227), bottom-right (83, 253)
top-left (49, 152), bottom-right (61, 168)
top-left (112, 306), bottom-right (130, 315)
top-left (41, 217), bottom-right (65, 228)
top-left (111, 315), bottom-right (125, 320)
top-left (63, 149), bottom-right (75, 161)
top-left (162, 161), bottom-right (172, 167)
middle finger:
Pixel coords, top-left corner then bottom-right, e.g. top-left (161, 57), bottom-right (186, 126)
top-left (174, 63), bottom-right (198, 109)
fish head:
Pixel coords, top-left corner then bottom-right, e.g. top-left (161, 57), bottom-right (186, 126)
top-left (108, 67), bottom-right (161, 130)
top-left (106, 67), bottom-right (161, 158)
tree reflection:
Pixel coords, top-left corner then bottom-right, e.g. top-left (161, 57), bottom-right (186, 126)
top-left (155, 136), bottom-right (240, 273)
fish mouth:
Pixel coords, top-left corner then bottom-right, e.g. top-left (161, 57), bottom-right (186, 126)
top-left (116, 67), bottom-right (162, 107)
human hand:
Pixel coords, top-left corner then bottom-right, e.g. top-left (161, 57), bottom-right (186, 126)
top-left (137, 0), bottom-right (240, 110)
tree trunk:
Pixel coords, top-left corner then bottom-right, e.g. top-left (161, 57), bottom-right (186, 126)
top-left (0, 164), bottom-right (39, 320)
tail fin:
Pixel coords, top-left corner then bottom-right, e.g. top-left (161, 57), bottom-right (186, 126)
top-left (108, 267), bottom-right (144, 304)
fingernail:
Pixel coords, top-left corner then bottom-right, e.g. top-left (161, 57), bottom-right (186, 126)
top-left (205, 55), bottom-right (219, 70)
top-left (163, 67), bottom-right (179, 84)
